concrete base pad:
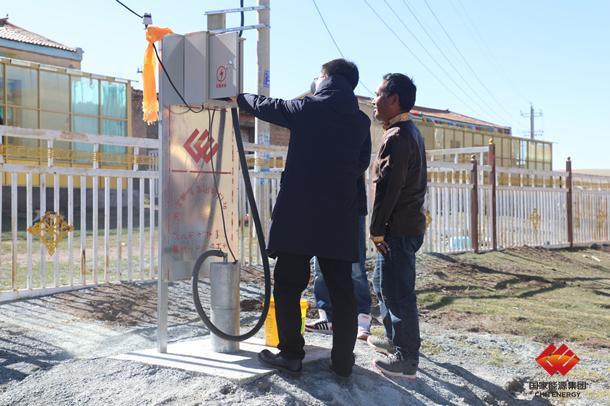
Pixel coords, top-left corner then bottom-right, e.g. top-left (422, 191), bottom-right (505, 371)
top-left (111, 337), bottom-right (330, 383)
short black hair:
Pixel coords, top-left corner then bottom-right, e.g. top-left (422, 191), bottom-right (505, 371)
top-left (321, 58), bottom-right (359, 90)
top-left (382, 73), bottom-right (416, 112)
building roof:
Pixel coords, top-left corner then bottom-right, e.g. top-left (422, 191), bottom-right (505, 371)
top-left (354, 95), bottom-right (510, 133)
top-left (410, 105), bottom-right (511, 131)
top-left (573, 169), bottom-right (610, 177)
top-left (0, 17), bottom-right (78, 53)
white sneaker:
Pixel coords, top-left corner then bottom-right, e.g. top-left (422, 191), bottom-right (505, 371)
top-left (305, 319), bottom-right (333, 334)
top-left (357, 313), bottom-right (372, 340)
top-left (305, 309), bottom-right (333, 334)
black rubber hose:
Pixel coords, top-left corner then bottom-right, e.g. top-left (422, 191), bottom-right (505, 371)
top-left (191, 107), bottom-right (272, 342)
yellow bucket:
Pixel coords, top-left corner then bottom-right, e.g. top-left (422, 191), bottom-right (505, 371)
top-left (264, 297), bottom-right (309, 347)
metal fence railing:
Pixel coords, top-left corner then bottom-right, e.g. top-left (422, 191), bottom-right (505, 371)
top-left (0, 125), bottom-right (159, 301)
top-left (3, 130), bottom-right (609, 291)
top-left (237, 144), bottom-right (610, 266)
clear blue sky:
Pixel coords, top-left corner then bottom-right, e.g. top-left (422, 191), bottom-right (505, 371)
top-left (5, 0), bottom-right (610, 169)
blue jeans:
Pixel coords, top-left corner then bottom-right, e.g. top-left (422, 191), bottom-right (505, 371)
top-left (373, 234), bottom-right (424, 361)
top-left (312, 216), bottom-right (371, 321)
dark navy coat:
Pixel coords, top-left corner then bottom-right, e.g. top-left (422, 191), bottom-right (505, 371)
top-left (237, 75), bottom-right (371, 262)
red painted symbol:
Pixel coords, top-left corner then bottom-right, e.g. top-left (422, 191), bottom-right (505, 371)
top-left (536, 343), bottom-right (580, 376)
top-left (216, 65), bottom-right (226, 83)
top-left (216, 66), bottom-right (227, 88)
top-left (183, 129), bottom-right (219, 165)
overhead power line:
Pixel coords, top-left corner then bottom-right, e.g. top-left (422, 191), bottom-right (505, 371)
top-left (311, 0), bottom-right (374, 95)
top-left (114, 0), bottom-right (142, 19)
top-left (382, 0), bottom-right (507, 125)
top-left (451, 0), bottom-right (530, 105)
top-left (362, 0), bottom-right (479, 115)
top-left (396, 0), bottom-right (509, 124)
top-left (311, 0), bottom-right (344, 59)
top-left (421, 0), bottom-right (518, 124)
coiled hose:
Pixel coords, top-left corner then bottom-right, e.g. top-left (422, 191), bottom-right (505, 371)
top-left (192, 107), bottom-right (272, 341)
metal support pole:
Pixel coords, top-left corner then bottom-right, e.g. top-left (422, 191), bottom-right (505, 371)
top-left (210, 261), bottom-right (241, 353)
top-left (566, 157), bottom-right (574, 248)
top-left (470, 155), bottom-right (479, 253)
top-left (489, 140), bottom-right (497, 251)
top-left (255, 0), bottom-right (271, 154)
top-left (530, 104), bottom-right (535, 140)
top-left (157, 41), bottom-right (169, 354)
top-left (255, 0), bottom-right (271, 237)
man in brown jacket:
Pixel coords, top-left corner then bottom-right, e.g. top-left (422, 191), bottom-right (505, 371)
top-left (367, 73), bottom-right (427, 379)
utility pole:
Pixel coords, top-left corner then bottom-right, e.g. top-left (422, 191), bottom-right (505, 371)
top-left (255, 0), bottom-right (270, 160)
top-left (521, 103), bottom-right (543, 139)
top-left (255, 0), bottom-right (271, 237)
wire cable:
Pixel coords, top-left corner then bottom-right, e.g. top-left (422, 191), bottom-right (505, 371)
top-left (239, 0), bottom-right (245, 38)
top-left (451, 0), bottom-right (529, 105)
top-left (115, 0), bottom-right (204, 114)
top-left (114, 0), bottom-right (142, 19)
top-left (421, 0), bottom-right (518, 124)
top-left (312, 0), bottom-right (344, 59)
top-left (311, 0), bottom-right (374, 96)
top-left (152, 44), bottom-right (205, 114)
top-left (114, 0), bottom-right (273, 342)
top-left (382, 0), bottom-right (505, 124)
top-left (363, 0), bottom-right (477, 114)
top-left (192, 107), bottom-right (272, 342)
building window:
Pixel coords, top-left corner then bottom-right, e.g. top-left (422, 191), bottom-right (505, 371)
top-left (434, 128), bottom-right (444, 149)
top-left (520, 140), bottom-right (528, 168)
top-left (0, 61), bottom-right (131, 166)
top-left (101, 81), bottom-right (127, 119)
top-left (71, 76), bottom-right (99, 116)
top-left (7, 65), bottom-right (38, 108)
top-left (40, 71), bottom-right (69, 113)
top-left (0, 64), bottom-right (4, 124)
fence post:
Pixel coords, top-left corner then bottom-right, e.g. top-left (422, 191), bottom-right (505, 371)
top-left (489, 139), bottom-right (497, 250)
top-left (566, 157), bottom-right (574, 248)
top-left (470, 155), bottom-right (479, 253)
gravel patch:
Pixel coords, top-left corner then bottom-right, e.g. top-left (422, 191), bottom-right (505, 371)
top-left (1, 249), bottom-right (608, 405)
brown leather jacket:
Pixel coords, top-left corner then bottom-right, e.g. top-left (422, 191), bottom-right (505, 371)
top-left (370, 119), bottom-right (427, 237)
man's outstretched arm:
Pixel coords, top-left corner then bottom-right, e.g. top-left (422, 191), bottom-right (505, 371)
top-left (237, 94), bottom-right (305, 129)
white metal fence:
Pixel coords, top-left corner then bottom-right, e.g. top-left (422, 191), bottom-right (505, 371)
top-left (0, 126), bottom-right (159, 301)
top-left (573, 174), bottom-right (610, 244)
top-left (495, 167), bottom-right (569, 249)
top-left (237, 144), bottom-right (610, 266)
top-left (424, 161), bottom-right (474, 253)
top-left (3, 130), bottom-right (610, 292)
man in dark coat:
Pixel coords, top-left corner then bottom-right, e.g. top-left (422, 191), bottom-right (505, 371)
top-left (236, 58), bottom-right (371, 377)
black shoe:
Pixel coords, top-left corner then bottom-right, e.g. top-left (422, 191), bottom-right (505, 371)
top-left (374, 353), bottom-right (418, 380)
top-left (329, 353), bottom-right (356, 380)
top-left (258, 349), bottom-right (302, 373)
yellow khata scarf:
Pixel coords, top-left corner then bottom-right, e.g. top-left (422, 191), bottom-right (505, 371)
top-left (143, 26), bottom-right (173, 124)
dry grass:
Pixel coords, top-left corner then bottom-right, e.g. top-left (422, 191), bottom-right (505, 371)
top-left (0, 228), bottom-right (158, 291)
top-left (416, 246), bottom-right (610, 349)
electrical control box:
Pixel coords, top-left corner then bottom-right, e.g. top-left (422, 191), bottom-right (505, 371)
top-left (184, 31), bottom-right (209, 104)
top-left (208, 32), bottom-right (240, 99)
top-left (160, 34), bottom-right (185, 106)
top-left (160, 31), bottom-right (242, 106)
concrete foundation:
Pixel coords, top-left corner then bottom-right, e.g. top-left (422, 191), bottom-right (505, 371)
top-left (111, 337), bottom-right (330, 383)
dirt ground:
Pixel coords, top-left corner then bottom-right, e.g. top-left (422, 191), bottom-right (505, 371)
top-left (415, 246), bottom-right (610, 349)
top-left (1, 246), bottom-right (609, 405)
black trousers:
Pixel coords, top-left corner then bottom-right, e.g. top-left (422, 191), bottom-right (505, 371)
top-left (273, 252), bottom-right (357, 374)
